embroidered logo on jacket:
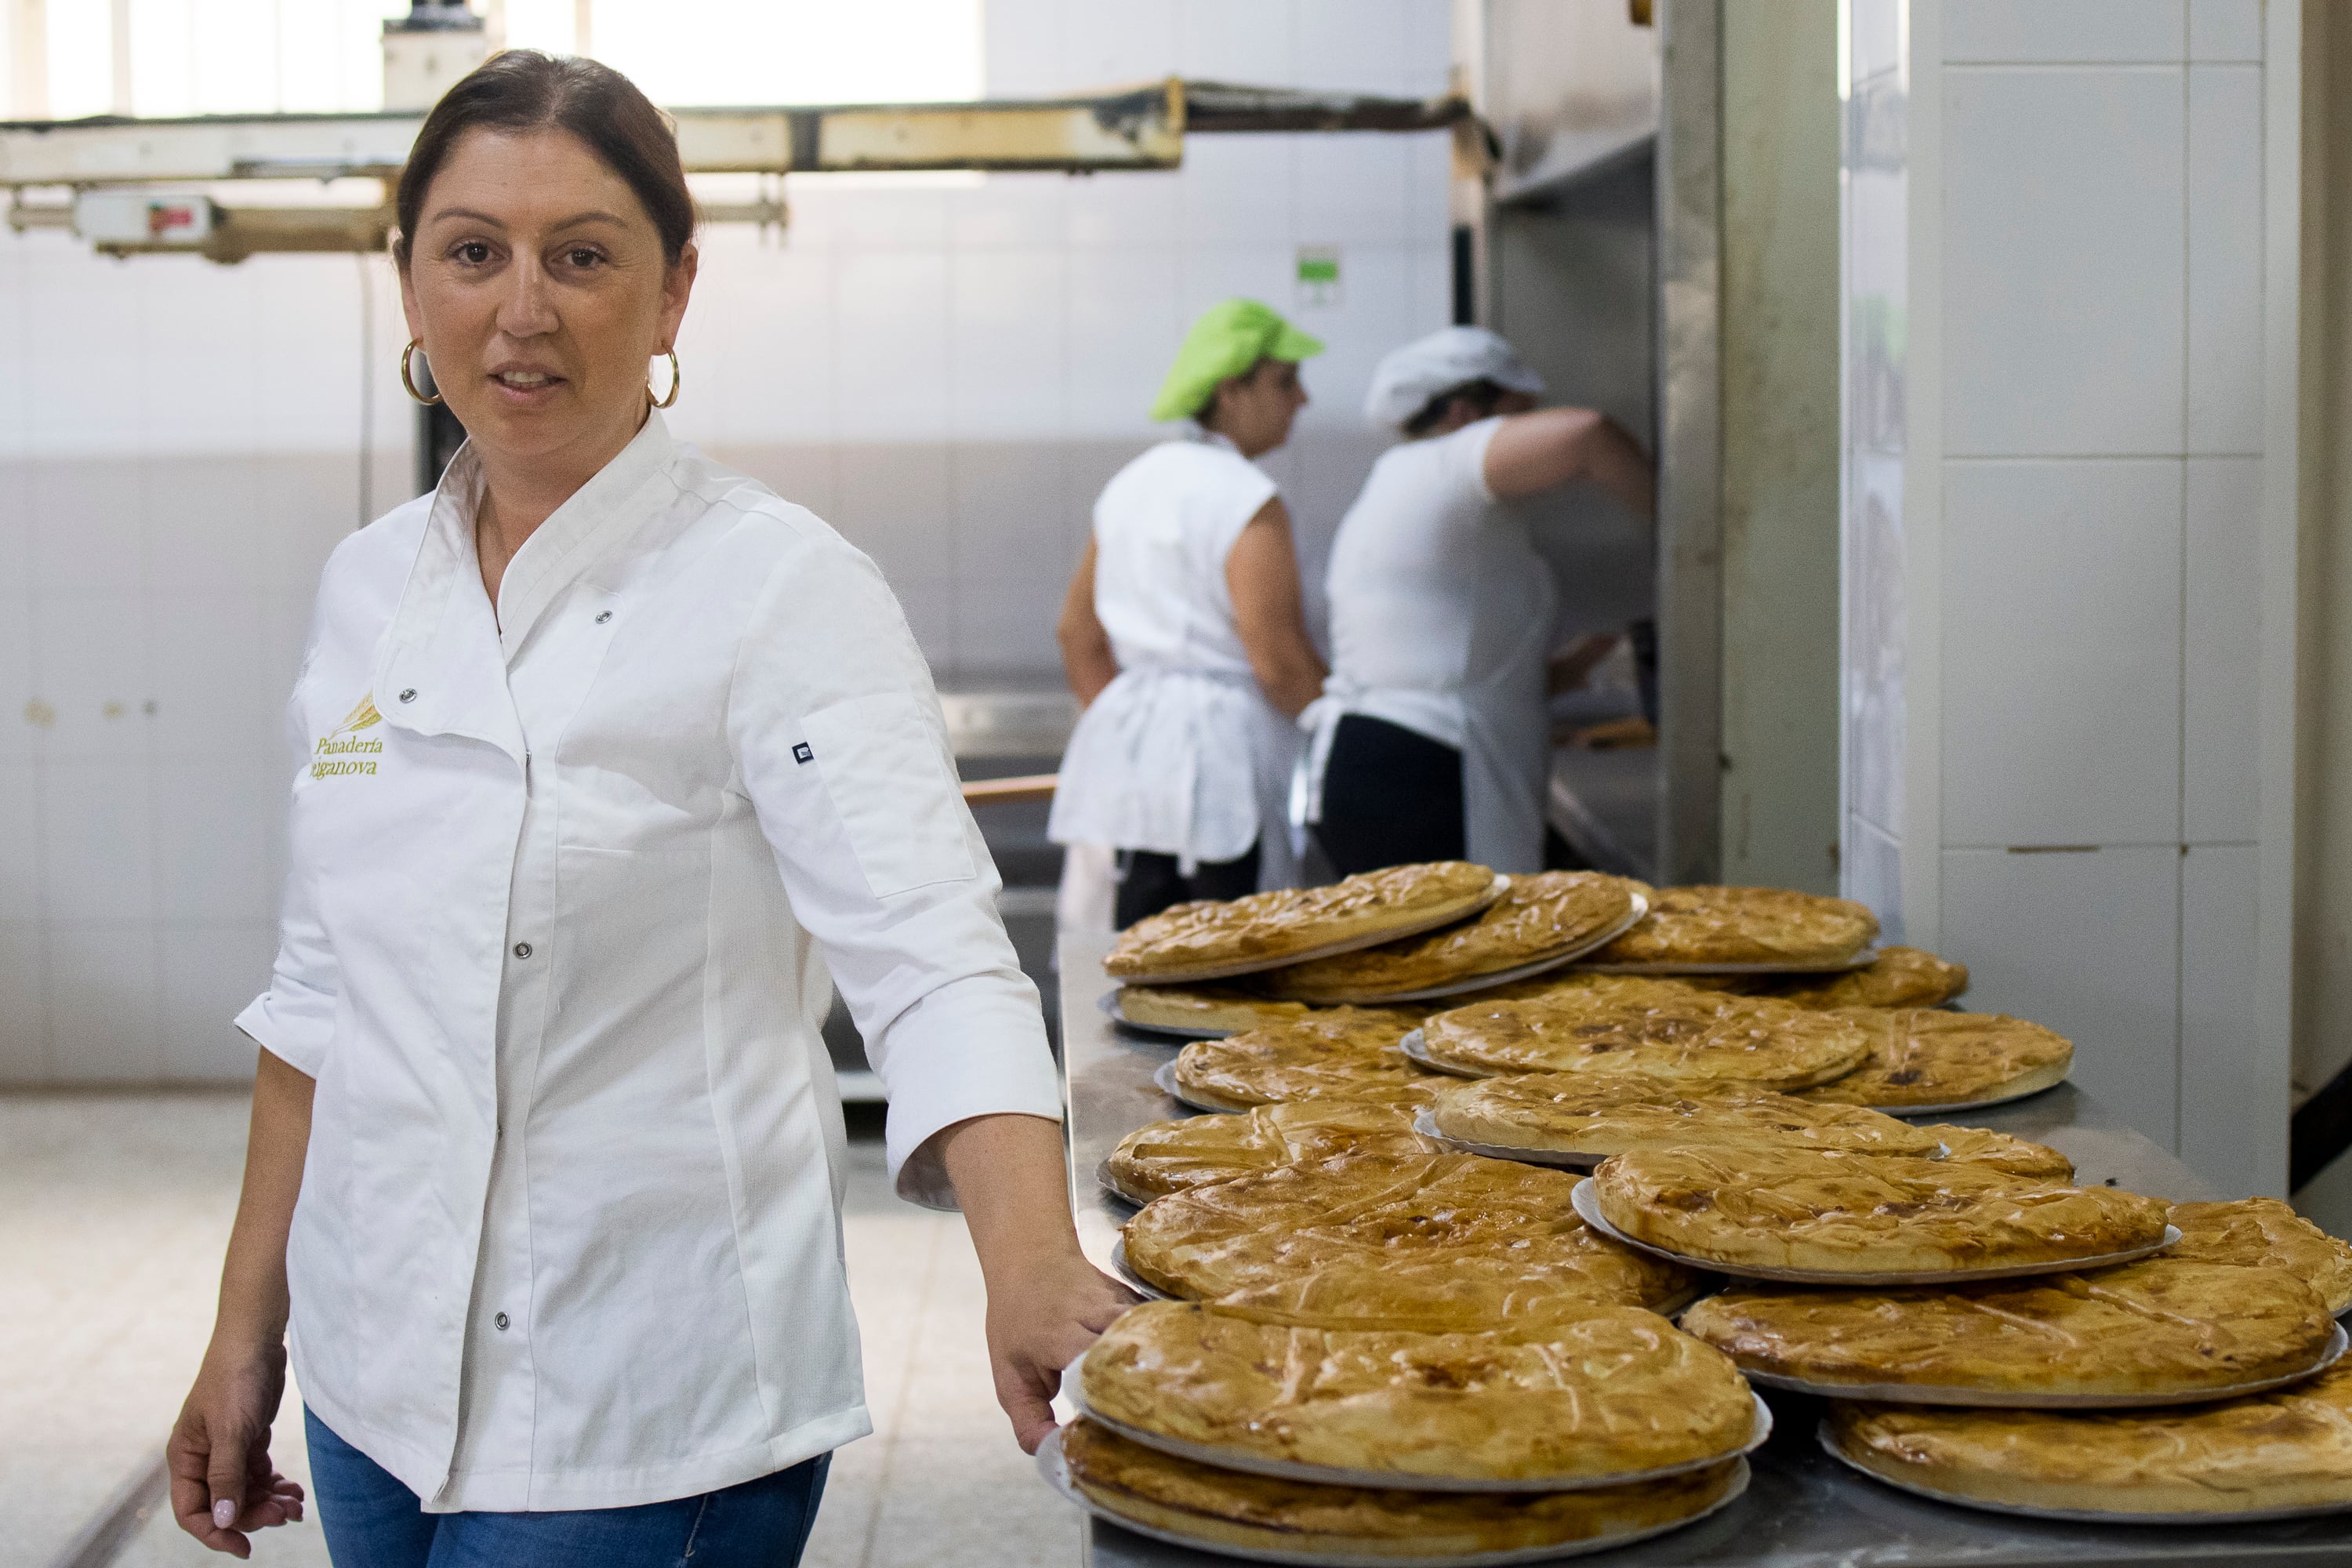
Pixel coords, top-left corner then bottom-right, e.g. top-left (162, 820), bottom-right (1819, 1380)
top-left (312, 694), bottom-right (385, 779)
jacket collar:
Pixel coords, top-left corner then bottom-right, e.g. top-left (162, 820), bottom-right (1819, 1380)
top-left (372, 412), bottom-right (679, 759)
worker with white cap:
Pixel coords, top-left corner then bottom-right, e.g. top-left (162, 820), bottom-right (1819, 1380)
top-left (1294, 325), bottom-right (1654, 876)
top-left (1050, 299), bottom-right (1328, 926)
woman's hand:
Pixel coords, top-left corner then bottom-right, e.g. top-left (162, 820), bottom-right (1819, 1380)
top-left (982, 1248), bottom-right (1141, 1453)
top-left (935, 1112), bottom-right (1142, 1452)
top-left (168, 1341), bottom-right (307, 1557)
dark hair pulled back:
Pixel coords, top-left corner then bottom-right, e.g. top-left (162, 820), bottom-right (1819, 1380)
top-left (1403, 378), bottom-right (1508, 439)
top-left (393, 50), bottom-right (695, 267)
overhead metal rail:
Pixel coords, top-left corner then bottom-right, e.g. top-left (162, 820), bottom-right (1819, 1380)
top-left (0, 81), bottom-right (1470, 261)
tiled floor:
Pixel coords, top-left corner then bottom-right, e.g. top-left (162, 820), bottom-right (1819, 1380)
top-left (7, 1091), bottom-right (1079, 1568)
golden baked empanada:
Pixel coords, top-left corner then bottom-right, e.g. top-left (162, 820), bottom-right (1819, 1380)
top-left (1106, 862), bottom-right (1498, 982)
top-left (1257, 871), bottom-right (1648, 1002)
top-left (1800, 1010), bottom-right (2071, 1109)
top-left (2168, 1197), bottom-right (2352, 1316)
top-left (1116, 984), bottom-right (1312, 1033)
top-left (1920, 1124), bottom-right (2074, 1181)
top-left (1588, 884), bottom-right (1879, 968)
top-left (1417, 989), bottom-right (1871, 1090)
top-left (1058, 1419), bottom-right (1745, 1555)
top-left (1827, 1362), bottom-right (2352, 1516)
top-left (1589, 1144), bottom-right (2172, 1276)
top-left (1123, 1151), bottom-right (1695, 1328)
top-left (1171, 1011), bottom-right (1436, 1111)
top-left (1685, 1259), bottom-right (2334, 1400)
top-left (1762, 946), bottom-right (1969, 1010)
top-left (1106, 1099), bottom-right (1437, 1203)
top-left (1429, 1076), bottom-right (1941, 1161)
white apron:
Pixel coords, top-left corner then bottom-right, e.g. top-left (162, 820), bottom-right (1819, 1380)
top-left (1294, 416), bottom-right (1556, 874)
top-left (1049, 435), bottom-right (1301, 887)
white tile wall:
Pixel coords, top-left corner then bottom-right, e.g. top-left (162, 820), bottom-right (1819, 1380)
top-left (2187, 0), bottom-right (2264, 62)
top-left (2184, 457), bottom-right (2262, 842)
top-left (1942, 845), bottom-right (2183, 1149)
top-left (1943, 1), bottom-right (2185, 64)
top-left (1942, 67), bottom-right (2186, 459)
top-left (2187, 64), bottom-right (2264, 454)
top-left (2180, 844), bottom-right (2261, 1189)
top-left (47, 920), bottom-right (162, 1081)
top-left (1940, 459), bottom-right (2183, 846)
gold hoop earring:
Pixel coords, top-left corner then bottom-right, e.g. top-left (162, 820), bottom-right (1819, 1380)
top-left (649, 349), bottom-right (681, 410)
top-left (400, 340), bottom-right (442, 406)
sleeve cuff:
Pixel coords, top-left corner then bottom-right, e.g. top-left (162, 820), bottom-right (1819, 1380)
top-left (234, 994), bottom-right (328, 1080)
top-left (875, 976), bottom-right (1063, 1210)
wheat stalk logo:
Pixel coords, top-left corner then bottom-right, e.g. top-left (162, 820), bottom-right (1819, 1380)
top-left (328, 695), bottom-right (383, 740)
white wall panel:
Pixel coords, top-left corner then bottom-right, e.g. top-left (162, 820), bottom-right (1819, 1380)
top-left (31, 462), bottom-right (143, 595)
top-left (1941, 68), bottom-right (2185, 457)
top-left (1177, 0), bottom-right (1296, 83)
top-left (1849, 818), bottom-right (1904, 945)
top-left (1941, 459), bottom-right (2182, 846)
top-left (46, 921), bottom-right (161, 1081)
top-left (1943, 845), bottom-right (2182, 1148)
top-left (833, 251), bottom-right (950, 438)
top-left (0, 761), bottom-right (40, 923)
top-left (1944, 1), bottom-right (2185, 64)
top-left (2180, 844), bottom-right (2263, 1192)
top-left (1296, 0), bottom-right (1411, 94)
top-left (2185, 457), bottom-right (2262, 842)
top-left (949, 249), bottom-right (1069, 437)
top-left (144, 457), bottom-right (264, 593)
top-left (39, 762), bottom-right (155, 924)
top-left (2187, 65), bottom-right (2265, 453)
top-left (31, 593), bottom-right (153, 763)
top-left (0, 924), bottom-right (48, 1080)
top-left (151, 763), bottom-right (281, 924)
top-left (2188, 0), bottom-right (2264, 61)
top-left (1850, 0), bottom-right (1901, 82)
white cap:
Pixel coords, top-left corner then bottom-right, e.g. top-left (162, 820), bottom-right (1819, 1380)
top-left (1362, 326), bottom-right (1546, 430)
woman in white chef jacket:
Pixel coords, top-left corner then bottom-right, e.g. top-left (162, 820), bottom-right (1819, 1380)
top-left (1049, 299), bottom-right (1329, 927)
top-left (167, 53), bottom-right (1130, 1566)
top-left (1296, 327), bottom-right (1657, 877)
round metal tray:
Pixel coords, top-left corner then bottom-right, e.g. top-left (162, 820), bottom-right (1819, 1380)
top-left (1152, 1058), bottom-right (1246, 1112)
top-left (1573, 947), bottom-right (1882, 976)
top-left (1263, 895), bottom-right (1650, 1006)
top-left (1858, 1075), bottom-right (2071, 1120)
top-left (1397, 1030), bottom-right (1490, 1079)
top-left (1817, 1419), bottom-right (2352, 1524)
top-left (1061, 1386), bottom-right (1772, 1494)
top-left (1105, 876), bottom-right (1511, 985)
top-left (1570, 1181), bottom-right (2183, 1287)
top-left (1109, 1240), bottom-right (1175, 1300)
top-left (1740, 1322), bottom-right (2346, 1408)
top-left (1099, 989), bottom-right (1232, 1041)
top-left (1096, 1156), bottom-right (1147, 1209)
top-left (1038, 1425), bottom-right (1751, 1567)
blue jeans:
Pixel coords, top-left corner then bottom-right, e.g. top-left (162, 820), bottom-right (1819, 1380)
top-left (304, 1408), bottom-right (830, 1568)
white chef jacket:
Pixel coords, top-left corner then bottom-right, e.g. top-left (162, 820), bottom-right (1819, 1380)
top-left (1294, 416), bottom-right (1558, 872)
top-left (1047, 433), bottom-right (1301, 884)
top-left (234, 412), bottom-right (1061, 1514)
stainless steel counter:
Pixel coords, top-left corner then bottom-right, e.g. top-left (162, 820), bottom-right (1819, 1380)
top-left (1055, 927), bottom-right (2352, 1566)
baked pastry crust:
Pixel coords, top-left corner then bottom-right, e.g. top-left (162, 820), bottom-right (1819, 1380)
top-left (1417, 990), bottom-right (1872, 1091)
top-left (1761, 946), bottom-right (1970, 1010)
top-left (1123, 1151), bottom-right (1697, 1329)
top-left (2169, 1197), bottom-right (2352, 1316)
top-left (1683, 1259), bottom-right (2334, 1398)
top-left (1117, 984), bottom-right (1312, 1033)
top-left (1429, 1076), bottom-right (1942, 1160)
top-left (1108, 1099), bottom-right (1439, 1203)
top-left (1171, 1012), bottom-right (1436, 1111)
top-left (1258, 872), bottom-right (1649, 1002)
top-left (1590, 1144), bottom-right (2172, 1275)
top-left (1079, 1300), bottom-right (1755, 1483)
top-left (1827, 1362), bottom-right (2352, 1516)
top-left (1106, 862), bottom-right (1498, 982)
top-left (1799, 1010), bottom-right (2072, 1109)
top-left (1588, 884), bottom-right (1880, 968)
top-left (1918, 1125), bottom-right (2074, 1181)
top-left (1059, 1419), bottom-right (1744, 1555)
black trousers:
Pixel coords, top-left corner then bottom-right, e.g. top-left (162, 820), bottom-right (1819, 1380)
top-left (1312, 714), bottom-right (1466, 877)
top-left (1114, 840), bottom-right (1263, 929)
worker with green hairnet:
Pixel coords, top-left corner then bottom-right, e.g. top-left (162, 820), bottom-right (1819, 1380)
top-left (1049, 299), bottom-right (1329, 927)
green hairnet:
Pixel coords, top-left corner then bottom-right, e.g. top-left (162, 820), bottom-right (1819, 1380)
top-left (1149, 299), bottom-right (1325, 422)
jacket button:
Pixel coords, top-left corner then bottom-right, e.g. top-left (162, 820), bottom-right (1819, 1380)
top-left (494, 1312), bottom-right (510, 1330)
top-left (398, 688), bottom-right (417, 703)
top-left (513, 942), bottom-right (532, 959)
top-left (595, 610), bottom-right (612, 624)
